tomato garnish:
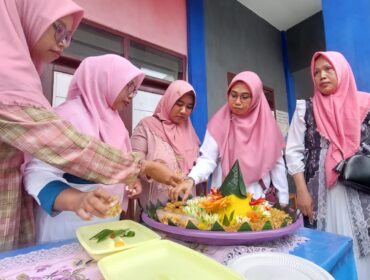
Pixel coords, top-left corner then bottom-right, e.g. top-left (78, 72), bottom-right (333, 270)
top-left (249, 197), bottom-right (266, 206)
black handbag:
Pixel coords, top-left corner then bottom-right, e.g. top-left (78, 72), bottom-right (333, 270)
top-left (335, 154), bottom-right (370, 194)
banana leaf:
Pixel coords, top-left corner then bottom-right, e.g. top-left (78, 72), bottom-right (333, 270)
top-left (262, 221), bottom-right (272, 230)
top-left (222, 214), bottom-right (230, 226)
top-left (211, 221), bottom-right (225, 231)
top-left (186, 220), bottom-right (198, 229)
top-left (219, 160), bottom-right (246, 198)
top-left (238, 221), bottom-right (252, 232)
top-left (146, 201), bottom-right (158, 220)
top-left (167, 218), bottom-right (176, 226)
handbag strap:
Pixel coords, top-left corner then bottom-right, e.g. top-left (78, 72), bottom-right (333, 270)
top-left (259, 179), bottom-right (267, 191)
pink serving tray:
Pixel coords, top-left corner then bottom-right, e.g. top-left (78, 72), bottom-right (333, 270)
top-left (142, 213), bottom-right (303, 245)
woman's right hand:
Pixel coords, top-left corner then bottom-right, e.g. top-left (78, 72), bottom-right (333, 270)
top-left (54, 187), bottom-right (116, 220)
top-left (73, 188), bottom-right (116, 220)
top-left (293, 172), bottom-right (314, 222)
top-left (296, 187), bottom-right (314, 221)
top-left (140, 160), bottom-right (182, 187)
top-left (169, 178), bottom-right (194, 203)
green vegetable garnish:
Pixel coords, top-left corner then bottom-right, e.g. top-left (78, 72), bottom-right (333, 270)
top-left (90, 228), bottom-right (135, 243)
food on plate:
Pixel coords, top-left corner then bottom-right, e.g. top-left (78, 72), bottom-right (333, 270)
top-left (155, 188), bottom-right (293, 231)
top-left (90, 228), bottom-right (135, 247)
top-left (147, 160), bottom-right (297, 232)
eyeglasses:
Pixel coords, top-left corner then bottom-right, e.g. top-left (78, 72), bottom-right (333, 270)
top-left (126, 80), bottom-right (137, 98)
top-left (229, 92), bottom-right (252, 103)
top-left (52, 20), bottom-right (72, 47)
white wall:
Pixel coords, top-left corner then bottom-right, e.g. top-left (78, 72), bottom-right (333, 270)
top-left (132, 91), bottom-right (162, 129)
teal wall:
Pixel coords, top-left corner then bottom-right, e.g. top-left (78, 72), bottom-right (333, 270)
top-left (322, 0), bottom-right (370, 92)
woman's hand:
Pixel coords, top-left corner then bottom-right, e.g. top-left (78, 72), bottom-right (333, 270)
top-left (140, 160), bottom-right (182, 187)
top-left (169, 178), bottom-right (194, 203)
top-left (297, 187), bottom-right (314, 222)
top-left (293, 173), bottom-right (314, 222)
top-left (54, 187), bottom-right (117, 220)
top-left (126, 180), bottom-right (143, 198)
top-left (74, 188), bottom-right (117, 220)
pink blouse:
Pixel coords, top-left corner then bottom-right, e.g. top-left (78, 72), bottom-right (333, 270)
top-left (131, 122), bottom-right (196, 209)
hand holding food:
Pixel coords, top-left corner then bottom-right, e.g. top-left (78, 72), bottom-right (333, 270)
top-left (72, 188), bottom-right (122, 220)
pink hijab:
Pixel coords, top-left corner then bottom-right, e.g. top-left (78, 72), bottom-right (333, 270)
top-left (55, 54), bottom-right (145, 152)
top-left (311, 51), bottom-right (370, 188)
top-left (208, 71), bottom-right (285, 184)
top-left (141, 80), bottom-right (200, 173)
top-left (0, 0), bottom-right (84, 109)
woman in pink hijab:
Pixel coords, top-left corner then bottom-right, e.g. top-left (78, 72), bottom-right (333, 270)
top-left (286, 51), bottom-right (370, 279)
top-left (131, 80), bottom-right (200, 215)
top-left (23, 55), bottom-right (144, 244)
top-left (0, 0), bottom-right (179, 251)
top-left (171, 71), bottom-right (289, 205)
